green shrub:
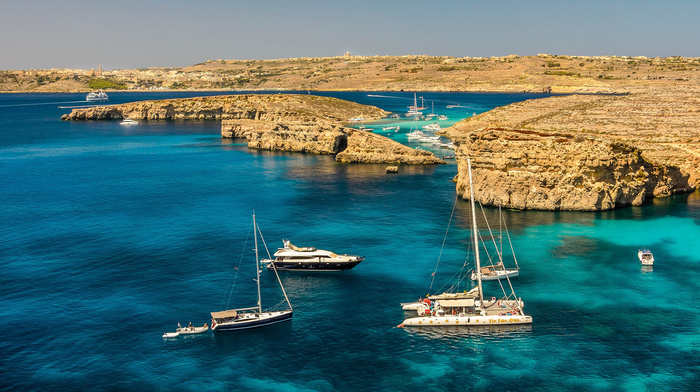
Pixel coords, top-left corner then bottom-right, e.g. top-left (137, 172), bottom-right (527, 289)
top-left (88, 78), bottom-right (126, 90)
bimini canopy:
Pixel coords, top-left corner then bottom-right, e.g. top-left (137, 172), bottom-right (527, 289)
top-left (211, 310), bottom-right (238, 319)
top-left (439, 298), bottom-right (475, 308)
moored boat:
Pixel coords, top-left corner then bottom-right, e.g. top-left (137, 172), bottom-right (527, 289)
top-left (120, 118), bottom-right (138, 125)
top-left (86, 91), bottom-right (109, 102)
top-left (400, 158), bottom-right (533, 328)
top-left (211, 214), bottom-right (294, 332)
top-left (638, 249), bottom-right (654, 265)
top-left (162, 322), bottom-right (209, 338)
top-left (261, 240), bottom-right (364, 271)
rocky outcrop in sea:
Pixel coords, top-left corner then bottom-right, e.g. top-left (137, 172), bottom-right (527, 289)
top-left (221, 119), bottom-right (445, 164)
top-left (62, 94), bottom-right (445, 165)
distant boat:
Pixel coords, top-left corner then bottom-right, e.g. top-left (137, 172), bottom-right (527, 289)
top-left (86, 91), bottom-right (108, 102)
top-left (382, 126), bottom-right (400, 131)
top-left (638, 249), bottom-right (654, 265)
top-left (406, 129), bottom-right (426, 140)
top-left (261, 239), bottom-right (364, 271)
top-left (438, 115), bottom-right (448, 120)
top-left (119, 118), bottom-right (138, 125)
top-left (211, 214), bottom-right (293, 332)
top-left (422, 123), bottom-right (441, 131)
top-left (470, 206), bottom-right (520, 281)
top-left (407, 93), bottom-right (427, 116)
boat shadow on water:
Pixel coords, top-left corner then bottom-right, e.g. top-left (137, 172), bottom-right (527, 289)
top-left (212, 321), bottom-right (293, 344)
top-left (401, 324), bottom-right (533, 340)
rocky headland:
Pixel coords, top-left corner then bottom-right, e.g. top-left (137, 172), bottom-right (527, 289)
top-left (444, 87), bottom-right (700, 211)
top-left (62, 94), bottom-right (445, 165)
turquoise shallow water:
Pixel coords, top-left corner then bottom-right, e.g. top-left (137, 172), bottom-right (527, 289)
top-left (1, 92), bottom-right (698, 391)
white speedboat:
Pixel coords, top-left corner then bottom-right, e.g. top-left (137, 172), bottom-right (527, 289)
top-left (638, 249), bottom-right (654, 265)
top-left (86, 91), bottom-right (109, 101)
top-left (162, 323), bottom-right (209, 338)
top-left (120, 118), bottom-right (138, 125)
top-left (261, 240), bottom-right (364, 271)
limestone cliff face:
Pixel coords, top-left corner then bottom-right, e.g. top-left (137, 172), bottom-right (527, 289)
top-left (453, 129), bottom-right (691, 211)
top-left (445, 89), bottom-right (699, 211)
top-left (222, 119), bottom-right (445, 164)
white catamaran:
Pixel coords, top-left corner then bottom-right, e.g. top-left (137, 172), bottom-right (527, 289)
top-left (211, 214), bottom-right (293, 331)
top-left (400, 158), bottom-right (533, 327)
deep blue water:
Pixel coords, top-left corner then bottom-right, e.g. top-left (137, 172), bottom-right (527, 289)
top-left (1, 91), bottom-right (698, 391)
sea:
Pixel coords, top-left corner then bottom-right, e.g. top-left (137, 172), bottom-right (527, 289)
top-left (1, 91), bottom-right (698, 392)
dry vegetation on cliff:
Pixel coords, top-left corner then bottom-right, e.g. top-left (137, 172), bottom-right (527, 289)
top-left (4, 54), bottom-right (700, 93)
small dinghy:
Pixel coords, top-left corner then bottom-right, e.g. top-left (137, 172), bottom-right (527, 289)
top-left (162, 322), bottom-right (209, 338)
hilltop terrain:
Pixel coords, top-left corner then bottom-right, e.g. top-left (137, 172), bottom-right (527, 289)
top-left (3, 54), bottom-right (700, 93)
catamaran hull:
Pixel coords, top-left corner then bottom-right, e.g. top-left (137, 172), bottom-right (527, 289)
top-left (212, 311), bottom-right (293, 332)
top-left (402, 314), bottom-right (533, 327)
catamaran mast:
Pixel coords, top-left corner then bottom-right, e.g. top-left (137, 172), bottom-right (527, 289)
top-left (253, 213), bottom-right (262, 313)
top-left (467, 158), bottom-right (484, 302)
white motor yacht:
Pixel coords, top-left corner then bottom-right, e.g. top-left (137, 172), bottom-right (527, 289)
top-left (261, 240), bottom-right (364, 271)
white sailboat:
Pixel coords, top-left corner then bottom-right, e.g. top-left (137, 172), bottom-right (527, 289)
top-left (469, 206), bottom-right (519, 281)
top-left (400, 158), bottom-right (532, 327)
top-left (407, 93), bottom-right (427, 116)
top-left (211, 214), bottom-right (293, 331)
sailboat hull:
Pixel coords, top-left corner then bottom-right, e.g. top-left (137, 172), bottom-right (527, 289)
top-left (212, 310), bottom-right (293, 332)
top-left (470, 270), bottom-right (519, 281)
top-left (402, 314), bottom-right (532, 327)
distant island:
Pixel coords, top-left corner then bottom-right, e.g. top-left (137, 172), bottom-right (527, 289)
top-left (2, 54), bottom-right (699, 94)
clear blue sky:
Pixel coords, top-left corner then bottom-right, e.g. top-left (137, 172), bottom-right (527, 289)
top-left (1, 0), bottom-right (698, 70)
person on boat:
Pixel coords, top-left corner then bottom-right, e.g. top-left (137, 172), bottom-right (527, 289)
top-left (188, 322), bottom-right (193, 330)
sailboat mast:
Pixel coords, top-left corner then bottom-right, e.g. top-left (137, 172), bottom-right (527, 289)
top-left (467, 159), bottom-right (484, 301)
top-left (253, 213), bottom-right (262, 313)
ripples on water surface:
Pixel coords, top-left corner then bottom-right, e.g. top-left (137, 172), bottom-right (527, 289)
top-left (1, 92), bottom-right (698, 391)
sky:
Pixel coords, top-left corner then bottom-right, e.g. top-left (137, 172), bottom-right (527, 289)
top-left (1, 0), bottom-right (699, 70)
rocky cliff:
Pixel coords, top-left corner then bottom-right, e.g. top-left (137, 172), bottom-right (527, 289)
top-left (445, 88), bottom-right (700, 211)
top-left (222, 119), bottom-right (445, 164)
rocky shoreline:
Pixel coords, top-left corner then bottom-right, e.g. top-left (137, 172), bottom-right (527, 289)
top-left (62, 94), bottom-right (445, 165)
top-left (445, 87), bottom-right (700, 211)
top-left (60, 87), bottom-right (700, 211)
